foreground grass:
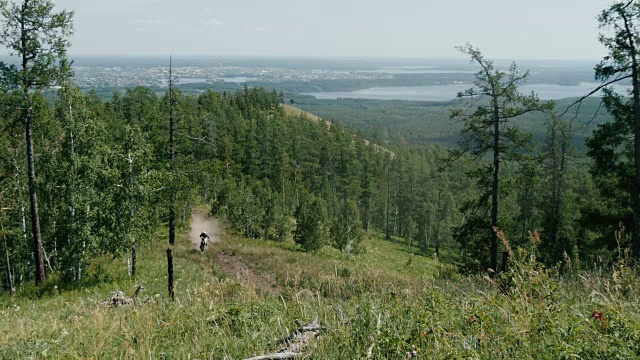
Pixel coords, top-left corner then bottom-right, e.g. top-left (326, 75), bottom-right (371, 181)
top-left (2, 222), bottom-right (640, 359)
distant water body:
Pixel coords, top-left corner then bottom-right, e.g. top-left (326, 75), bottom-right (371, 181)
top-left (304, 82), bottom-right (631, 101)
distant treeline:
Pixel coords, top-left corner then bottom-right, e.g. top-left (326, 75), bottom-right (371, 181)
top-left (1, 82), bottom-right (631, 292)
top-left (291, 96), bottom-right (612, 148)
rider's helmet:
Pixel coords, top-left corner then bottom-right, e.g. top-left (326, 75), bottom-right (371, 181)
top-left (203, 231), bottom-right (207, 235)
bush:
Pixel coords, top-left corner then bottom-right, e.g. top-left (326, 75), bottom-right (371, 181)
top-left (293, 194), bottom-right (329, 252)
top-left (331, 200), bottom-right (364, 254)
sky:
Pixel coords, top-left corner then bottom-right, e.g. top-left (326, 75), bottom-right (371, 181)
top-left (40, 0), bottom-right (614, 60)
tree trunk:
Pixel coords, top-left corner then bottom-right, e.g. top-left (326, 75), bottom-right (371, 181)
top-left (282, 159), bottom-right (286, 212)
top-left (1, 220), bottom-right (15, 295)
top-left (25, 109), bottom-right (45, 285)
top-left (632, 49), bottom-right (640, 259)
top-left (4, 238), bottom-right (14, 295)
top-left (294, 166), bottom-right (299, 209)
top-left (169, 56), bottom-right (176, 246)
top-left (331, 166), bottom-right (337, 218)
top-left (363, 198), bottom-right (370, 232)
top-left (520, 180), bottom-right (531, 244)
top-left (395, 170), bottom-right (400, 237)
top-left (558, 135), bottom-right (567, 252)
top-left (385, 160), bottom-right (391, 240)
top-left (620, 11), bottom-right (640, 259)
top-left (435, 190), bottom-right (442, 257)
top-left (501, 251), bottom-right (509, 273)
top-left (490, 98), bottom-right (500, 273)
top-left (131, 244), bottom-right (136, 278)
top-left (549, 122), bottom-right (559, 249)
top-left (166, 248), bottom-right (174, 301)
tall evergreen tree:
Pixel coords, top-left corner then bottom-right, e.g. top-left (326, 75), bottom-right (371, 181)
top-left (587, 1), bottom-right (640, 258)
top-left (0, 0), bottom-right (74, 285)
top-left (294, 194), bottom-right (329, 252)
top-left (331, 199), bottom-right (364, 254)
top-left (449, 45), bottom-right (550, 272)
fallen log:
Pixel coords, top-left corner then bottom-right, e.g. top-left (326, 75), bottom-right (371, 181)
top-left (243, 352), bottom-right (300, 360)
top-left (243, 318), bottom-right (324, 360)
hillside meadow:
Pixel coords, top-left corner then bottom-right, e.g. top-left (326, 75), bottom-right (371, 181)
top-left (2, 216), bottom-right (640, 359)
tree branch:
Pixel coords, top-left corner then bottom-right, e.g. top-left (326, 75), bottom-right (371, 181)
top-left (559, 74), bottom-right (633, 117)
top-left (175, 132), bottom-right (216, 147)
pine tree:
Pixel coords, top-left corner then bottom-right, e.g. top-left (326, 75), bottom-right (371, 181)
top-left (294, 194), bottom-right (328, 252)
top-left (449, 45), bottom-right (551, 272)
top-left (331, 199), bottom-right (364, 254)
top-left (586, 1), bottom-right (640, 258)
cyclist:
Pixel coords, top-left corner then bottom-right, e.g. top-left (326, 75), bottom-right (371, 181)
top-left (199, 231), bottom-right (210, 251)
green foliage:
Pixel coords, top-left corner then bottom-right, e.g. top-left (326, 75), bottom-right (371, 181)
top-left (0, 0), bottom-right (74, 93)
top-left (48, 85), bottom-right (106, 280)
top-left (331, 199), bottom-right (364, 253)
top-left (4, 207), bottom-right (640, 359)
top-left (584, 0), bottom-right (640, 258)
top-left (291, 96), bottom-right (610, 148)
top-left (0, 0), bottom-right (75, 285)
top-left (294, 194), bottom-right (329, 252)
top-left (448, 45), bottom-right (552, 271)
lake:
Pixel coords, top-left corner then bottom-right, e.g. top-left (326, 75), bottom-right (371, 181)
top-left (178, 78), bottom-right (208, 85)
top-left (223, 76), bottom-right (258, 83)
top-left (303, 82), bottom-right (632, 101)
top-left (356, 67), bottom-right (477, 74)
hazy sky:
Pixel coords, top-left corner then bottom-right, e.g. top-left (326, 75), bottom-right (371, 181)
top-left (43, 0), bottom-right (613, 60)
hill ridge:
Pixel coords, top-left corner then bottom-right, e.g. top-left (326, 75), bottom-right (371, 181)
top-left (282, 103), bottom-right (394, 157)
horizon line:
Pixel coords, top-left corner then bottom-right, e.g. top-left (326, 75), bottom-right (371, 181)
top-left (0, 53), bottom-right (602, 63)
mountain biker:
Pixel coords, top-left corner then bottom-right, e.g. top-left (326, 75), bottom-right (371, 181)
top-left (199, 231), bottom-right (210, 251)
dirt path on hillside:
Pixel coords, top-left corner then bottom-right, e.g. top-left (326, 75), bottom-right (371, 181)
top-left (188, 209), bottom-right (279, 292)
top-left (216, 252), bottom-right (281, 293)
top-left (189, 209), bottom-right (220, 249)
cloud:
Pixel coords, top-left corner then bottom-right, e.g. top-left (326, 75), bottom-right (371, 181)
top-left (129, 0), bottom-right (162, 4)
top-left (133, 19), bottom-right (172, 25)
top-left (243, 25), bottom-right (268, 33)
top-left (204, 18), bottom-right (224, 27)
top-left (205, 8), bottom-right (211, 12)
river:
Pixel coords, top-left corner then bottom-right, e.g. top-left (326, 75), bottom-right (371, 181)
top-left (303, 82), bottom-right (632, 101)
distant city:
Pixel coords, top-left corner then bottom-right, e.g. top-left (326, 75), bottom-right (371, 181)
top-left (56, 56), bottom-right (609, 101)
top-left (72, 63), bottom-right (392, 89)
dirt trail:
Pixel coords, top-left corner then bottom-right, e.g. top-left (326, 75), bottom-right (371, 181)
top-left (188, 209), bottom-right (279, 292)
top-left (189, 209), bottom-right (220, 249)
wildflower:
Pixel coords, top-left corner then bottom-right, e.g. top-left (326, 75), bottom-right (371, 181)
top-left (590, 310), bottom-right (605, 321)
top-left (420, 331), bottom-right (426, 337)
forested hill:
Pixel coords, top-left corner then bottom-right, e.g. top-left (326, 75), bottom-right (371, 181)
top-left (282, 103), bottom-right (395, 157)
top-left (290, 95), bottom-right (611, 147)
top-left (7, 0), bottom-right (640, 357)
top-left (0, 81), bottom-right (630, 285)
top-left (0, 85), bottom-right (471, 286)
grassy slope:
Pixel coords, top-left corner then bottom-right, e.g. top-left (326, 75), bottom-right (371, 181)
top-left (0, 218), bottom-right (442, 359)
top-left (283, 103), bottom-right (395, 157)
top-left (282, 103), bottom-right (326, 124)
top-left (2, 218), bottom-right (640, 359)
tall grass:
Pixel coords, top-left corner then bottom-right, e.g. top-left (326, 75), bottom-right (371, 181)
top-left (2, 225), bottom-right (640, 359)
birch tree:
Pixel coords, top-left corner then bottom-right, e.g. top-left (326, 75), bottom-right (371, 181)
top-left (0, 0), bottom-right (73, 285)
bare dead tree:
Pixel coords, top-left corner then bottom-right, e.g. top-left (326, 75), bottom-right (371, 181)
top-left (169, 56), bottom-right (177, 245)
